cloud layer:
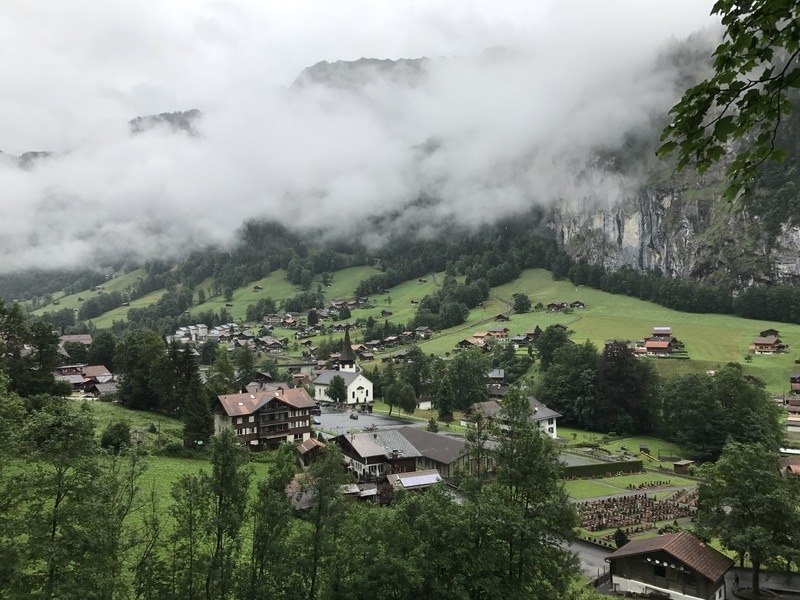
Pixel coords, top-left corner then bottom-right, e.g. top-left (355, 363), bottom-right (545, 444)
top-left (0, 0), bottom-right (719, 273)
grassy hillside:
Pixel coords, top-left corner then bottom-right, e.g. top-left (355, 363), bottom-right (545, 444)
top-left (32, 267), bottom-right (148, 316)
top-left (358, 269), bottom-right (798, 394)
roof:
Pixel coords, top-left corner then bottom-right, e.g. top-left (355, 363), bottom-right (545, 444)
top-left (81, 365), bottom-right (112, 378)
top-left (339, 429), bottom-right (421, 460)
top-left (217, 387), bottom-right (315, 416)
top-left (387, 469), bottom-right (442, 490)
top-left (60, 333), bottom-right (93, 345)
top-left (339, 327), bottom-right (357, 364)
top-left (652, 326), bottom-right (672, 335)
top-left (395, 426), bottom-right (468, 465)
top-left (313, 370), bottom-right (364, 386)
top-left (487, 368), bottom-right (505, 379)
top-left (607, 532), bottom-right (733, 582)
top-left (752, 335), bottom-right (781, 345)
top-left (645, 340), bottom-right (672, 349)
top-left (467, 397), bottom-right (561, 423)
top-left (297, 437), bottom-right (325, 455)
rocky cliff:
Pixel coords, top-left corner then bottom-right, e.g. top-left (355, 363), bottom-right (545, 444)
top-left (551, 183), bottom-right (800, 287)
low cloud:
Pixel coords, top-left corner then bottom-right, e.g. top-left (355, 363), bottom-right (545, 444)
top-left (0, 0), bottom-right (719, 273)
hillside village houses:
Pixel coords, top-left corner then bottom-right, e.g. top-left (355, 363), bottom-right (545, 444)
top-left (749, 328), bottom-right (788, 354)
top-left (461, 397), bottom-right (561, 439)
top-left (313, 327), bottom-right (374, 406)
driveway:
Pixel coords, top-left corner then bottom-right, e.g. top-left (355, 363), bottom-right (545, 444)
top-left (314, 405), bottom-right (416, 437)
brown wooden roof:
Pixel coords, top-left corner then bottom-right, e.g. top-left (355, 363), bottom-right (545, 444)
top-left (607, 532), bottom-right (732, 582)
top-left (218, 387), bottom-right (315, 417)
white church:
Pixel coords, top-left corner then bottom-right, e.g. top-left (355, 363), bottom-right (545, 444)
top-left (313, 327), bottom-right (373, 405)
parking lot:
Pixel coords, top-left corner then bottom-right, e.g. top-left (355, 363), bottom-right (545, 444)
top-left (313, 405), bottom-right (417, 438)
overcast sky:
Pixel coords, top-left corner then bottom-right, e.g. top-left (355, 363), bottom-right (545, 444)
top-left (0, 0), bottom-right (719, 273)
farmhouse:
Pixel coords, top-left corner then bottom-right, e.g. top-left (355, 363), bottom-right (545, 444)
top-left (606, 531), bottom-right (732, 600)
top-left (638, 326), bottom-right (684, 357)
top-left (749, 334), bottom-right (787, 354)
top-left (461, 397), bottom-right (560, 439)
top-left (312, 328), bottom-right (373, 405)
top-left (214, 386), bottom-right (315, 450)
top-left (487, 327), bottom-right (509, 339)
top-left (394, 426), bottom-right (471, 478)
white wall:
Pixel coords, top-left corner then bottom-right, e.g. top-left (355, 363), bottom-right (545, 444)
top-left (612, 575), bottom-right (722, 600)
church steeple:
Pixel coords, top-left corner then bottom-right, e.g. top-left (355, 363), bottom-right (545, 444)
top-left (338, 326), bottom-right (357, 373)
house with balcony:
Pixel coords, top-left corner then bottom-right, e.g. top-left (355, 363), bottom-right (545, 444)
top-left (214, 386), bottom-right (315, 450)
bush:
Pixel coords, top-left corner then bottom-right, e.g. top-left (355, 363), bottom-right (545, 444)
top-left (147, 423), bottom-right (158, 434)
top-left (100, 421), bottom-right (131, 454)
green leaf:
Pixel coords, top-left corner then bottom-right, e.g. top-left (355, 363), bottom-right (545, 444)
top-left (656, 141), bottom-right (677, 157)
top-left (713, 116), bottom-right (737, 141)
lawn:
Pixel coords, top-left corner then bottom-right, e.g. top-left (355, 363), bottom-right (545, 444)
top-left (80, 399), bottom-right (184, 446)
top-left (564, 473), bottom-right (694, 500)
top-left (559, 427), bottom-right (689, 468)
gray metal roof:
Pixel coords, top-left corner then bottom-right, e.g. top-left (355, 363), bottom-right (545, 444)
top-left (313, 370), bottom-right (364, 386)
top-left (395, 426), bottom-right (468, 465)
top-left (344, 429), bottom-right (421, 459)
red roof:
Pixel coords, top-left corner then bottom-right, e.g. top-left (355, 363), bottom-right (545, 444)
top-left (218, 387), bottom-right (315, 417)
top-left (645, 340), bottom-right (672, 349)
top-left (608, 532), bottom-right (732, 582)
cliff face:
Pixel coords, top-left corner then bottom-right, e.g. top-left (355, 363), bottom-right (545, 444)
top-left (551, 186), bottom-right (800, 287)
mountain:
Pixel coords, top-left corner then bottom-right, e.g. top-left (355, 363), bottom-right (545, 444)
top-left (128, 108), bottom-right (202, 135)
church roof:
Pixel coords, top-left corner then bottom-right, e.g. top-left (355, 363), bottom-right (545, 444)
top-left (339, 326), bottom-right (357, 364)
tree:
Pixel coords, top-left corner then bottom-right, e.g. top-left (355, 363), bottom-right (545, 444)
top-left (87, 330), bottom-right (116, 371)
top-left (595, 341), bottom-right (659, 434)
top-left (538, 341), bottom-right (598, 429)
top-left (659, 1), bottom-right (800, 199)
top-left (613, 528), bottom-right (629, 549)
top-left (208, 345), bottom-right (236, 394)
top-left (697, 442), bottom-right (800, 596)
top-left (101, 420), bottom-right (132, 454)
top-left (232, 346), bottom-right (257, 390)
top-left (307, 309), bottom-right (319, 326)
top-left (446, 347), bottom-right (489, 411)
top-left (434, 377), bottom-right (455, 423)
top-left (326, 375), bottom-right (347, 405)
top-left (512, 293), bottom-right (532, 313)
top-left (197, 288), bottom-right (206, 305)
top-left (387, 380), bottom-right (417, 415)
top-left (116, 329), bottom-right (166, 411)
top-left (183, 377), bottom-right (214, 449)
top-left (535, 325), bottom-right (571, 371)
top-left (63, 340), bottom-right (88, 363)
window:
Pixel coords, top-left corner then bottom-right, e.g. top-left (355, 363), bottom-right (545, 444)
top-left (352, 391), bottom-right (355, 398)
top-left (237, 417), bottom-right (243, 424)
top-left (366, 389), bottom-right (369, 397)
top-left (249, 416), bottom-right (255, 423)
top-left (294, 433), bottom-right (303, 441)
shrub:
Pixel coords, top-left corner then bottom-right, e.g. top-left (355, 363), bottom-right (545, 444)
top-left (100, 421), bottom-right (131, 454)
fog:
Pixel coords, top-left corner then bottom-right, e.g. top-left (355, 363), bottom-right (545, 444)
top-left (0, 1), bottom-right (719, 273)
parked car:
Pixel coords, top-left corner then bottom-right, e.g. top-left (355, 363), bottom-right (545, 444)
top-left (310, 407), bottom-right (322, 416)
top-left (349, 412), bottom-right (359, 420)
top-left (312, 417), bottom-right (321, 425)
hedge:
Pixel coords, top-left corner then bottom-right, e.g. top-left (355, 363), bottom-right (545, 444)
top-left (563, 459), bottom-right (643, 479)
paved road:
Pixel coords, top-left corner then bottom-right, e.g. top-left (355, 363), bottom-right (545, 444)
top-left (569, 539), bottom-right (612, 579)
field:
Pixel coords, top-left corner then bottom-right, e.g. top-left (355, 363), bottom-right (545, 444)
top-left (385, 269), bottom-right (800, 394)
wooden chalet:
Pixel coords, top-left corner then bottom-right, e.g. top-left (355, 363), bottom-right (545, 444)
top-left (749, 335), bottom-right (787, 354)
top-left (487, 327), bottom-right (509, 339)
top-left (546, 302), bottom-right (566, 312)
top-left (334, 429), bottom-right (421, 479)
top-left (760, 328), bottom-right (780, 338)
top-left (494, 313), bottom-right (511, 322)
top-left (214, 387), bottom-right (316, 450)
top-left (607, 531), bottom-right (732, 600)
top-left (791, 373), bottom-right (800, 395)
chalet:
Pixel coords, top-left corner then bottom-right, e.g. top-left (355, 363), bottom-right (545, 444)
top-left (471, 331), bottom-right (489, 342)
top-left (87, 381), bottom-right (118, 397)
top-left (59, 333), bottom-right (93, 347)
top-left (264, 314), bottom-right (282, 325)
top-left (54, 364), bottom-right (114, 392)
top-left (387, 469), bottom-right (442, 492)
top-left (791, 373), bottom-right (800, 395)
top-left (487, 384), bottom-right (510, 399)
top-left (487, 327), bottom-right (509, 339)
top-left (749, 335), bottom-right (787, 354)
top-left (313, 328), bottom-right (373, 405)
top-left (494, 313), bottom-right (511, 322)
top-left (509, 335), bottom-right (528, 348)
top-left (569, 300), bottom-right (586, 309)
top-left (644, 338), bottom-right (677, 356)
top-left (334, 429), bottom-right (421, 478)
top-left (297, 437), bottom-right (325, 466)
top-left (461, 397), bottom-right (560, 438)
top-left (455, 338), bottom-right (487, 352)
top-left (652, 326), bottom-right (672, 336)
top-left (546, 302), bottom-right (566, 312)
top-left (214, 386), bottom-right (315, 450)
top-left (606, 531), bottom-right (732, 600)
top-left (486, 369), bottom-right (505, 384)
top-left (760, 328), bottom-right (780, 338)
top-left (524, 329), bottom-right (542, 343)
top-left (415, 326), bottom-right (433, 339)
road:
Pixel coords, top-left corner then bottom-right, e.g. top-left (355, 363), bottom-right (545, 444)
top-left (569, 539), bottom-right (612, 579)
